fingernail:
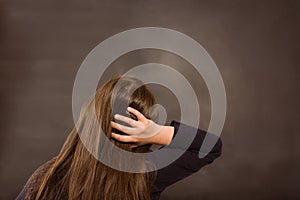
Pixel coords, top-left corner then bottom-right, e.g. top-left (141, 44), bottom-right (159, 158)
top-left (114, 114), bottom-right (120, 119)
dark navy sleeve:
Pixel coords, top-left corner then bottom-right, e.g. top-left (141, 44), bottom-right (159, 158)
top-left (151, 120), bottom-right (222, 198)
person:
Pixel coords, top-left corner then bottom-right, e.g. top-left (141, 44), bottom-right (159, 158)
top-left (16, 76), bottom-right (222, 200)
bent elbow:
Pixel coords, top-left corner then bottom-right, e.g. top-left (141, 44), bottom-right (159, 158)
top-left (214, 137), bottom-right (223, 157)
top-left (203, 137), bottom-right (223, 164)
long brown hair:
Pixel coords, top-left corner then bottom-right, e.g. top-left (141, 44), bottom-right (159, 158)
top-left (26, 76), bottom-right (157, 200)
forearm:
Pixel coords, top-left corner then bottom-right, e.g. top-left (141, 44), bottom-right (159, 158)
top-left (168, 120), bottom-right (222, 157)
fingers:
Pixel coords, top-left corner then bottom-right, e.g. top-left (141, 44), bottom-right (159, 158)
top-left (127, 107), bottom-right (147, 123)
top-left (111, 132), bottom-right (142, 149)
top-left (130, 144), bottom-right (139, 149)
top-left (111, 121), bottom-right (136, 135)
top-left (111, 132), bottom-right (138, 143)
top-left (114, 114), bottom-right (138, 127)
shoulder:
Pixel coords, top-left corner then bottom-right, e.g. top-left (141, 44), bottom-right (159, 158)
top-left (27, 156), bottom-right (57, 186)
top-left (17, 157), bottom-right (57, 199)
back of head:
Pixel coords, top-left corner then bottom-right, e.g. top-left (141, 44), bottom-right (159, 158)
top-left (94, 76), bottom-right (156, 152)
top-left (29, 76), bottom-right (156, 200)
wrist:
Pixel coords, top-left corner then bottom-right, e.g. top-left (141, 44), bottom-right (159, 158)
top-left (149, 125), bottom-right (174, 146)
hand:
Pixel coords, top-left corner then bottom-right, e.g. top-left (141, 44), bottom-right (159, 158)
top-left (111, 107), bottom-right (174, 148)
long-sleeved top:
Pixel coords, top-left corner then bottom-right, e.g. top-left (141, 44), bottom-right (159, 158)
top-left (16, 121), bottom-right (222, 200)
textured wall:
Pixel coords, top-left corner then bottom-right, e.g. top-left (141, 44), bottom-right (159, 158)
top-left (0, 0), bottom-right (299, 199)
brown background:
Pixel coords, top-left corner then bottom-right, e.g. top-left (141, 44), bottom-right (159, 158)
top-left (0, 0), bottom-right (299, 199)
